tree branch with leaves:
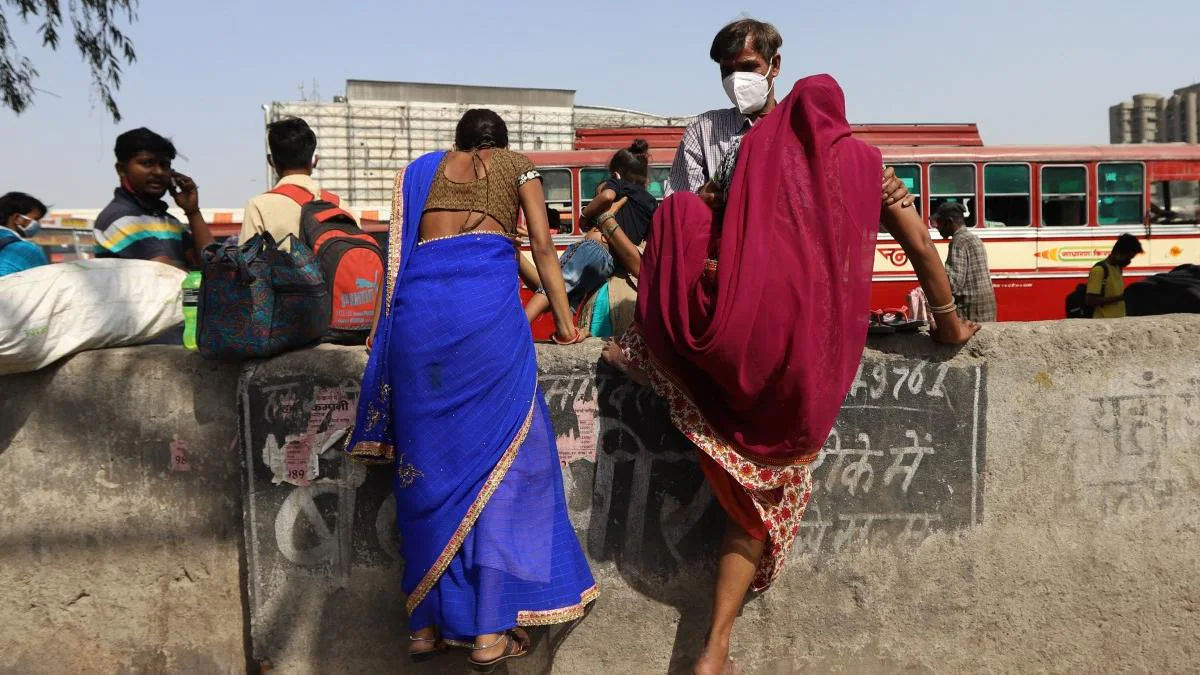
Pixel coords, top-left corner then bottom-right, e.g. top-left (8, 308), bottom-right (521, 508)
top-left (1, 0), bottom-right (138, 121)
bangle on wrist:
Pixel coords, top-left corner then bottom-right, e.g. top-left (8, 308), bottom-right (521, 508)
top-left (552, 327), bottom-right (581, 345)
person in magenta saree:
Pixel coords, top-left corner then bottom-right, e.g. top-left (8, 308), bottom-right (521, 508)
top-left (609, 69), bottom-right (979, 674)
top-left (345, 110), bottom-right (595, 671)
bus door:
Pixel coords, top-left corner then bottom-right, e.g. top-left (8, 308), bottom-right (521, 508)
top-left (1147, 160), bottom-right (1200, 269)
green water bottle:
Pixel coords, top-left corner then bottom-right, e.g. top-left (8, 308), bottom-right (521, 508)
top-left (181, 271), bottom-right (202, 351)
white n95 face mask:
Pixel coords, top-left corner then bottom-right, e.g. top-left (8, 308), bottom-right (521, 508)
top-left (723, 71), bottom-right (772, 114)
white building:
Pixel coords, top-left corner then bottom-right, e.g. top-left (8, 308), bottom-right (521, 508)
top-left (267, 80), bottom-right (691, 207)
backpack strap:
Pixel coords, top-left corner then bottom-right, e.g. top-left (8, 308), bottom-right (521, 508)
top-left (269, 184), bottom-right (316, 206)
top-left (319, 190), bottom-right (340, 206)
top-left (313, 207), bottom-right (356, 223)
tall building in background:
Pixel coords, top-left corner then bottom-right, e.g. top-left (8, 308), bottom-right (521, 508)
top-left (266, 80), bottom-right (692, 206)
top-left (1110, 83), bottom-right (1200, 144)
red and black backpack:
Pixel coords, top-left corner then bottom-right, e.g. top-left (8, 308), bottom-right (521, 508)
top-left (270, 184), bottom-right (384, 343)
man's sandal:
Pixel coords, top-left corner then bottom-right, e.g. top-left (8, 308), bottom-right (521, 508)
top-left (468, 630), bottom-right (529, 672)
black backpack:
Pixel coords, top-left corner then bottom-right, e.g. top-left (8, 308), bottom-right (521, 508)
top-left (270, 185), bottom-right (385, 344)
top-left (1125, 264), bottom-right (1200, 315)
top-left (1065, 262), bottom-right (1109, 319)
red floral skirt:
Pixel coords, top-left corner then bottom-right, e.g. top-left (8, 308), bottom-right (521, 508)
top-left (618, 326), bottom-right (813, 591)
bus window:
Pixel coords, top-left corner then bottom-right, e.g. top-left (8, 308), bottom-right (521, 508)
top-left (1098, 163), bottom-right (1144, 225)
top-left (1151, 180), bottom-right (1200, 224)
top-left (580, 168), bottom-right (609, 208)
top-left (888, 164), bottom-right (922, 215)
top-left (929, 164), bottom-right (976, 226)
top-left (1041, 165), bottom-right (1088, 226)
top-left (541, 168), bottom-right (574, 233)
top-left (983, 164), bottom-right (1031, 227)
top-left (648, 166), bottom-right (671, 200)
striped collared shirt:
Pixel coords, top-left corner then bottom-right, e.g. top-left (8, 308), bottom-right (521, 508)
top-left (665, 107), bottom-right (751, 196)
top-left (93, 188), bottom-right (189, 264)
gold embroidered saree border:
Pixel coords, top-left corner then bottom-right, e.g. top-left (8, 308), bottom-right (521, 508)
top-left (435, 585), bottom-right (599, 646)
top-left (385, 167), bottom-right (406, 317)
top-left (517, 585), bottom-right (600, 626)
top-left (403, 396), bottom-right (537, 614)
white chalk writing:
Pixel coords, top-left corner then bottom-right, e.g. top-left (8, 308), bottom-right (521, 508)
top-left (883, 430), bottom-right (935, 493)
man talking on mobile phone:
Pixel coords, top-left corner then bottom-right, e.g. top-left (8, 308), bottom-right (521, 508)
top-left (92, 127), bottom-right (214, 269)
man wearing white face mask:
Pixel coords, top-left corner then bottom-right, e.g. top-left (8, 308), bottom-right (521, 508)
top-left (0, 191), bottom-right (50, 278)
top-left (666, 18), bottom-right (912, 208)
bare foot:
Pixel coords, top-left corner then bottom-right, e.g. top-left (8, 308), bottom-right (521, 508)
top-left (409, 626), bottom-right (439, 657)
top-left (693, 635), bottom-right (739, 675)
top-left (601, 340), bottom-right (649, 387)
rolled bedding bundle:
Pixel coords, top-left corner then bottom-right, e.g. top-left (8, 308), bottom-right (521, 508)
top-left (0, 258), bottom-right (186, 375)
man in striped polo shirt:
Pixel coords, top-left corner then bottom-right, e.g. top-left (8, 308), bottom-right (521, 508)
top-left (666, 18), bottom-right (912, 207)
top-left (93, 128), bottom-right (213, 269)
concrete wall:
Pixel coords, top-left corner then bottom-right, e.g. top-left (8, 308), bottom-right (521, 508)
top-left (2, 317), bottom-right (1199, 673)
top-left (0, 348), bottom-right (245, 673)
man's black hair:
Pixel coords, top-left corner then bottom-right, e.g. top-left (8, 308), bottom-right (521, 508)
top-left (1113, 233), bottom-right (1144, 256)
top-left (114, 127), bottom-right (176, 164)
top-left (934, 201), bottom-right (967, 226)
top-left (710, 18), bottom-right (783, 64)
top-left (0, 192), bottom-right (47, 224)
top-left (268, 117), bottom-right (318, 171)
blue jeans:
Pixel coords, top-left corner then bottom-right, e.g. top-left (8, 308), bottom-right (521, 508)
top-left (540, 239), bottom-right (613, 311)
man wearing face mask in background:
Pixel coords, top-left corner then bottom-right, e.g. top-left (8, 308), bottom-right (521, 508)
top-left (665, 18), bottom-right (912, 207)
top-left (0, 191), bottom-right (50, 278)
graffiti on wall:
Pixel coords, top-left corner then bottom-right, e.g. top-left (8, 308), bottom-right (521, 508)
top-left (1074, 370), bottom-right (1200, 516)
top-left (543, 358), bottom-right (987, 584)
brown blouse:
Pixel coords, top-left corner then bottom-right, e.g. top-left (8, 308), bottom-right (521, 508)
top-left (422, 149), bottom-right (541, 233)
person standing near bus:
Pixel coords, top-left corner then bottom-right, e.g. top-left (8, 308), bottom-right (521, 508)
top-left (1086, 233), bottom-right (1143, 318)
top-left (663, 18), bottom-right (912, 206)
top-left (934, 202), bottom-right (997, 322)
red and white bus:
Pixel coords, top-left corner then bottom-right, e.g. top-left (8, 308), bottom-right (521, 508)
top-left (37, 129), bottom-right (1200, 334)
top-left (523, 142), bottom-right (1200, 323)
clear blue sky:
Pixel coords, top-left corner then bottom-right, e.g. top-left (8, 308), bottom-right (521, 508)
top-left (2, 0), bottom-right (1198, 208)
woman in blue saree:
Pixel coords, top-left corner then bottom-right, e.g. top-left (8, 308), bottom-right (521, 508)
top-left (345, 109), bottom-right (595, 671)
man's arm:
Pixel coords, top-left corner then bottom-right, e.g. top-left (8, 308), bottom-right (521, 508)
top-left (664, 122), bottom-right (707, 196)
top-left (170, 172), bottom-right (213, 255)
top-left (1085, 264), bottom-right (1122, 307)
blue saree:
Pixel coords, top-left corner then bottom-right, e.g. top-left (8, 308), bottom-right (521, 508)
top-left (346, 151), bottom-right (597, 643)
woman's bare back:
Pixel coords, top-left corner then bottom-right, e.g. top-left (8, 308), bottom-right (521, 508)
top-left (420, 150), bottom-right (510, 241)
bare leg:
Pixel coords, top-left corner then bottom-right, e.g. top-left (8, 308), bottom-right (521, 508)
top-left (524, 293), bottom-right (551, 325)
top-left (693, 519), bottom-right (763, 675)
top-left (409, 626), bottom-right (439, 657)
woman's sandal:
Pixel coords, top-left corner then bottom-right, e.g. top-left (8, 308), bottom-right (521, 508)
top-left (408, 634), bottom-right (446, 663)
top-left (468, 629), bottom-right (529, 672)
